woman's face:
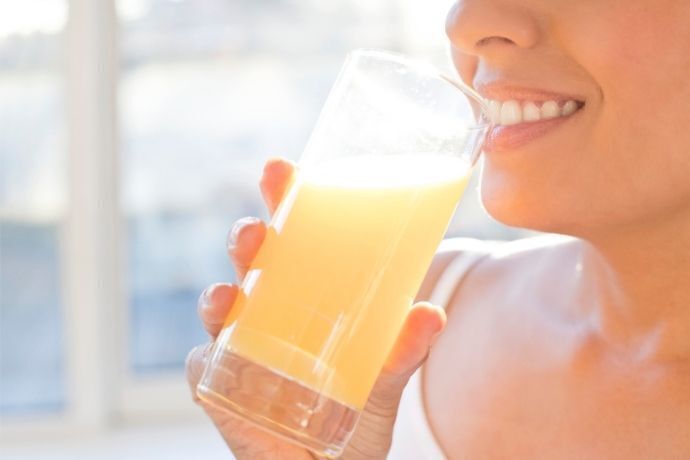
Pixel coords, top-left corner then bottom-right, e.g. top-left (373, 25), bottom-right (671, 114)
top-left (447, 0), bottom-right (690, 236)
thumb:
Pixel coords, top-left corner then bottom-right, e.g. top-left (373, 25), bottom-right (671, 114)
top-left (382, 301), bottom-right (447, 379)
top-left (344, 302), bottom-right (446, 459)
top-left (369, 301), bottom-right (446, 409)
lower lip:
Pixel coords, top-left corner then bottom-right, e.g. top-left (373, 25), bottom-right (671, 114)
top-left (482, 110), bottom-right (581, 153)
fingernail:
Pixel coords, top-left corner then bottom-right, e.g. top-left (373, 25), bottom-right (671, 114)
top-left (198, 282), bottom-right (228, 312)
top-left (197, 288), bottom-right (211, 311)
top-left (227, 216), bottom-right (261, 251)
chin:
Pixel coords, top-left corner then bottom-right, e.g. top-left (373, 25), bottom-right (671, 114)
top-left (480, 186), bottom-right (545, 231)
top-left (478, 179), bottom-right (657, 240)
top-left (478, 173), bottom-right (586, 236)
top-left (481, 156), bottom-right (690, 239)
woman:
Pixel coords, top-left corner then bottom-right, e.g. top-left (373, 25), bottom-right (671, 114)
top-left (186, 0), bottom-right (690, 458)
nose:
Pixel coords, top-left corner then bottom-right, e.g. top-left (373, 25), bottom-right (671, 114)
top-left (446, 0), bottom-right (540, 55)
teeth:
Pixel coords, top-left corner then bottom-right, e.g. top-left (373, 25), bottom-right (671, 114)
top-left (562, 100), bottom-right (578, 116)
top-left (488, 100), bottom-right (502, 124)
top-left (485, 98), bottom-right (581, 126)
top-left (523, 102), bottom-right (541, 122)
top-left (541, 101), bottom-right (560, 119)
top-left (500, 100), bottom-right (522, 126)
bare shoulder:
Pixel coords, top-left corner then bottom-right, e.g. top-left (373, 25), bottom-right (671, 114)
top-left (419, 234), bottom-right (579, 304)
top-left (437, 233), bottom-right (587, 335)
top-left (436, 233), bottom-right (587, 354)
top-left (418, 233), bottom-right (583, 316)
top-left (467, 233), bottom-right (581, 288)
top-left (423, 234), bottom-right (587, 454)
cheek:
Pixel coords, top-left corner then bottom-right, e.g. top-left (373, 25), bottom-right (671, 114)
top-left (595, 4), bottom-right (690, 213)
top-left (575, 1), bottom-right (690, 141)
top-left (557, 1), bottom-right (690, 225)
top-left (475, 1), bottom-right (690, 232)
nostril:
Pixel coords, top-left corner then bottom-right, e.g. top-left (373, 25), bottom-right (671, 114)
top-left (477, 36), bottom-right (516, 47)
top-left (445, 1), bottom-right (541, 53)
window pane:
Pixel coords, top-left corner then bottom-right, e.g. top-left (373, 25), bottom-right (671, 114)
top-left (118, 0), bottom-right (525, 374)
top-left (0, 0), bottom-right (67, 414)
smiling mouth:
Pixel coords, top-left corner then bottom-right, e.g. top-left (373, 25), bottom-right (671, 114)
top-left (486, 98), bottom-right (585, 126)
top-left (478, 95), bottom-right (586, 153)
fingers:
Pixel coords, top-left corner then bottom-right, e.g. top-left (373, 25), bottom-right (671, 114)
top-left (366, 302), bottom-right (446, 418)
top-left (381, 302), bottom-right (446, 379)
top-left (260, 157), bottom-right (295, 216)
top-left (344, 303), bottom-right (446, 458)
top-left (185, 341), bottom-right (214, 404)
top-left (197, 283), bottom-right (238, 338)
top-left (225, 157), bottom-right (293, 284)
top-left (190, 283), bottom-right (235, 400)
top-left (186, 341), bottom-right (318, 459)
top-left (227, 217), bottom-right (267, 283)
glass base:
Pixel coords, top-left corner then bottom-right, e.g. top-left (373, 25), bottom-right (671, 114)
top-left (196, 348), bottom-right (359, 458)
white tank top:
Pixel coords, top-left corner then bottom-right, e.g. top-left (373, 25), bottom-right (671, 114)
top-left (388, 239), bottom-right (496, 459)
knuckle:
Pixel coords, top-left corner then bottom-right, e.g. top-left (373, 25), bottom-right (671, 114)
top-left (366, 389), bottom-right (400, 418)
top-left (233, 261), bottom-right (250, 277)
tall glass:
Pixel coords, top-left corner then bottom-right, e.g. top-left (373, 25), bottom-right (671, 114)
top-left (197, 49), bottom-right (489, 457)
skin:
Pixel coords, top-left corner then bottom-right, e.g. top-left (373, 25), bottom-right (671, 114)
top-left (187, 0), bottom-right (690, 457)
top-left (432, 0), bottom-right (690, 457)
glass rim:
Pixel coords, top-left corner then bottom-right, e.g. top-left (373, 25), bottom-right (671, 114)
top-left (346, 48), bottom-right (490, 130)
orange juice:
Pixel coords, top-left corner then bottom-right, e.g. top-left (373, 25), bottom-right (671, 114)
top-left (225, 153), bottom-right (470, 409)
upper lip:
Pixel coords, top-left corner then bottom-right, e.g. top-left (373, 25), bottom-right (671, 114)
top-left (475, 81), bottom-right (586, 104)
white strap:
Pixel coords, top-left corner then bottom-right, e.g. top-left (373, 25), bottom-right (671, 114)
top-left (429, 242), bottom-right (492, 309)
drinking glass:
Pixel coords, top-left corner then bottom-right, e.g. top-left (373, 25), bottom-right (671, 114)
top-left (197, 49), bottom-right (489, 458)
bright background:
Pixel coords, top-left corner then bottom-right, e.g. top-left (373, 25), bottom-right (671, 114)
top-left (0, 0), bottom-right (528, 458)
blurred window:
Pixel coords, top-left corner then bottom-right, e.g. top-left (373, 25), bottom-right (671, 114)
top-left (119, 0), bottom-right (421, 373)
top-left (0, 0), bottom-right (527, 421)
top-left (0, 0), bottom-right (68, 415)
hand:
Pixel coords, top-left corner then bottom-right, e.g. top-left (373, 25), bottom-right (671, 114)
top-left (186, 158), bottom-right (446, 459)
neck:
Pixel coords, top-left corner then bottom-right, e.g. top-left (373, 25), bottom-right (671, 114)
top-left (579, 208), bottom-right (690, 364)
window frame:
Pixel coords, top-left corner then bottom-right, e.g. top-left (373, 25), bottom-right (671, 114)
top-left (1, 0), bottom-right (468, 441)
top-left (1, 0), bottom-right (199, 441)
